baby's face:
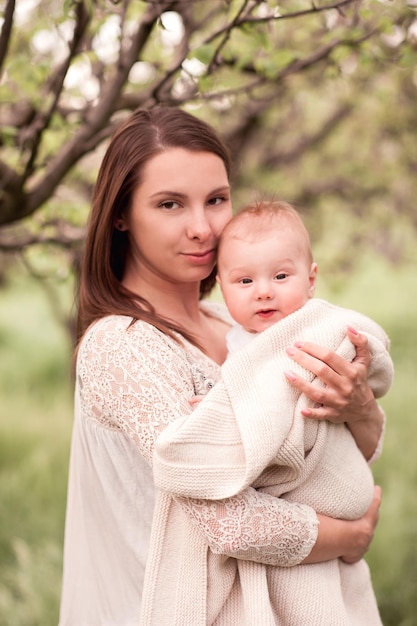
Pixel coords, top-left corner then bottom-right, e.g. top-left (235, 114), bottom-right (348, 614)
top-left (217, 230), bottom-right (317, 334)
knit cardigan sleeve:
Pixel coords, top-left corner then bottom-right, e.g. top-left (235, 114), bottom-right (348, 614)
top-left (153, 299), bottom-right (394, 499)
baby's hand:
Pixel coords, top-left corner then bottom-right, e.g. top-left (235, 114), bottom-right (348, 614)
top-left (189, 395), bottom-right (204, 408)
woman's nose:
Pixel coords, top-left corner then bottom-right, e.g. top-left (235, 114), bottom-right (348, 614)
top-left (186, 209), bottom-right (212, 240)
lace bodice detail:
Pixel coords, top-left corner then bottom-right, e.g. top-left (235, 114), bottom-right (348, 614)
top-left (76, 305), bottom-right (318, 566)
top-left (77, 315), bottom-right (218, 464)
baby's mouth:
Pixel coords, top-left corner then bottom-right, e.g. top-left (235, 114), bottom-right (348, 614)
top-left (256, 309), bottom-right (276, 318)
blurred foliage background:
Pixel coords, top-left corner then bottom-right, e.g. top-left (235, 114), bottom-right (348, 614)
top-left (1, 0), bottom-right (417, 624)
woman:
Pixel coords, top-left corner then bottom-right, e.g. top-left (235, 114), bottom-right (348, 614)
top-left (59, 106), bottom-right (385, 626)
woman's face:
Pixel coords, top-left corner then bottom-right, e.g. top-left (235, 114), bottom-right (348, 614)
top-left (119, 148), bottom-right (232, 290)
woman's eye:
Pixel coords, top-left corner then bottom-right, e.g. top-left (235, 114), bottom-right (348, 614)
top-left (159, 200), bottom-right (180, 210)
top-left (207, 196), bottom-right (226, 206)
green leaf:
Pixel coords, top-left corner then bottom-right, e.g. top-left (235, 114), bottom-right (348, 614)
top-left (192, 44), bottom-right (216, 66)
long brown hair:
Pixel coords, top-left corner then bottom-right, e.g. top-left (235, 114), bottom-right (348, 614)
top-left (77, 106), bottom-right (232, 346)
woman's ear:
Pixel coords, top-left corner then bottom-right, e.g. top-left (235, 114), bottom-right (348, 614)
top-left (115, 217), bottom-right (128, 232)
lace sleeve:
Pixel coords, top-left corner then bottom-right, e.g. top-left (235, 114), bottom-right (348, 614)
top-left (178, 489), bottom-right (318, 567)
top-left (78, 316), bottom-right (318, 566)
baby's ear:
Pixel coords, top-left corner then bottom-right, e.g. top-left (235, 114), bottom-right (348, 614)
top-left (308, 262), bottom-right (318, 298)
top-left (216, 274), bottom-right (221, 285)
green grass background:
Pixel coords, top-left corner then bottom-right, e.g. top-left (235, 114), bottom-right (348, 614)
top-left (0, 256), bottom-right (416, 625)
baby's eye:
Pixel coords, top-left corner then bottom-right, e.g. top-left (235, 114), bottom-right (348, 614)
top-left (159, 200), bottom-right (181, 210)
top-left (274, 273), bottom-right (287, 280)
top-left (239, 277), bottom-right (253, 285)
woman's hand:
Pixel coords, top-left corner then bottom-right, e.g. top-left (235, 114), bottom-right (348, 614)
top-left (189, 395), bottom-right (204, 408)
top-left (302, 486), bottom-right (382, 565)
top-left (284, 326), bottom-right (373, 423)
top-left (340, 485), bottom-right (382, 564)
top-left (284, 326), bottom-right (384, 460)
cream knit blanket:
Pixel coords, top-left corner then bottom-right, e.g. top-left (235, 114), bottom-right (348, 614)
top-left (141, 299), bottom-right (393, 625)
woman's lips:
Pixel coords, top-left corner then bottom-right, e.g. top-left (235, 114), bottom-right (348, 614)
top-left (182, 249), bottom-right (216, 265)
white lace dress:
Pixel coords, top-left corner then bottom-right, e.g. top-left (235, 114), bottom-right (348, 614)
top-left (59, 301), bottom-right (320, 626)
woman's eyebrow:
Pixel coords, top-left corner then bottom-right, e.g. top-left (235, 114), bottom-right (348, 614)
top-left (149, 190), bottom-right (187, 199)
top-left (150, 185), bottom-right (230, 199)
top-left (210, 186), bottom-right (231, 195)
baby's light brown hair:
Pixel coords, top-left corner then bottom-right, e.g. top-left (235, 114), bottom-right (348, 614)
top-left (218, 199), bottom-right (313, 266)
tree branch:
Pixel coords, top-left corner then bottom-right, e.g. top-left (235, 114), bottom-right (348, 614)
top-left (203, 0), bottom-right (358, 45)
top-left (206, 0), bottom-right (252, 73)
top-left (277, 31), bottom-right (377, 80)
top-left (0, 0), bottom-right (14, 77)
top-left (0, 157), bottom-right (22, 192)
top-left (0, 220), bottom-right (85, 251)
top-left (21, 1), bottom-right (91, 179)
top-left (7, 1), bottom-right (169, 224)
top-left (264, 103), bottom-right (353, 168)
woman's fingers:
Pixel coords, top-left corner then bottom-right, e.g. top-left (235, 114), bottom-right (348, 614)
top-left (284, 330), bottom-right (375, 423)
top-left (287, 330), bottom-right (370, 378)
top-left (347, 326), bottom-right (372, 367)
top-left (341, 486), bottom-right (382, 564)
